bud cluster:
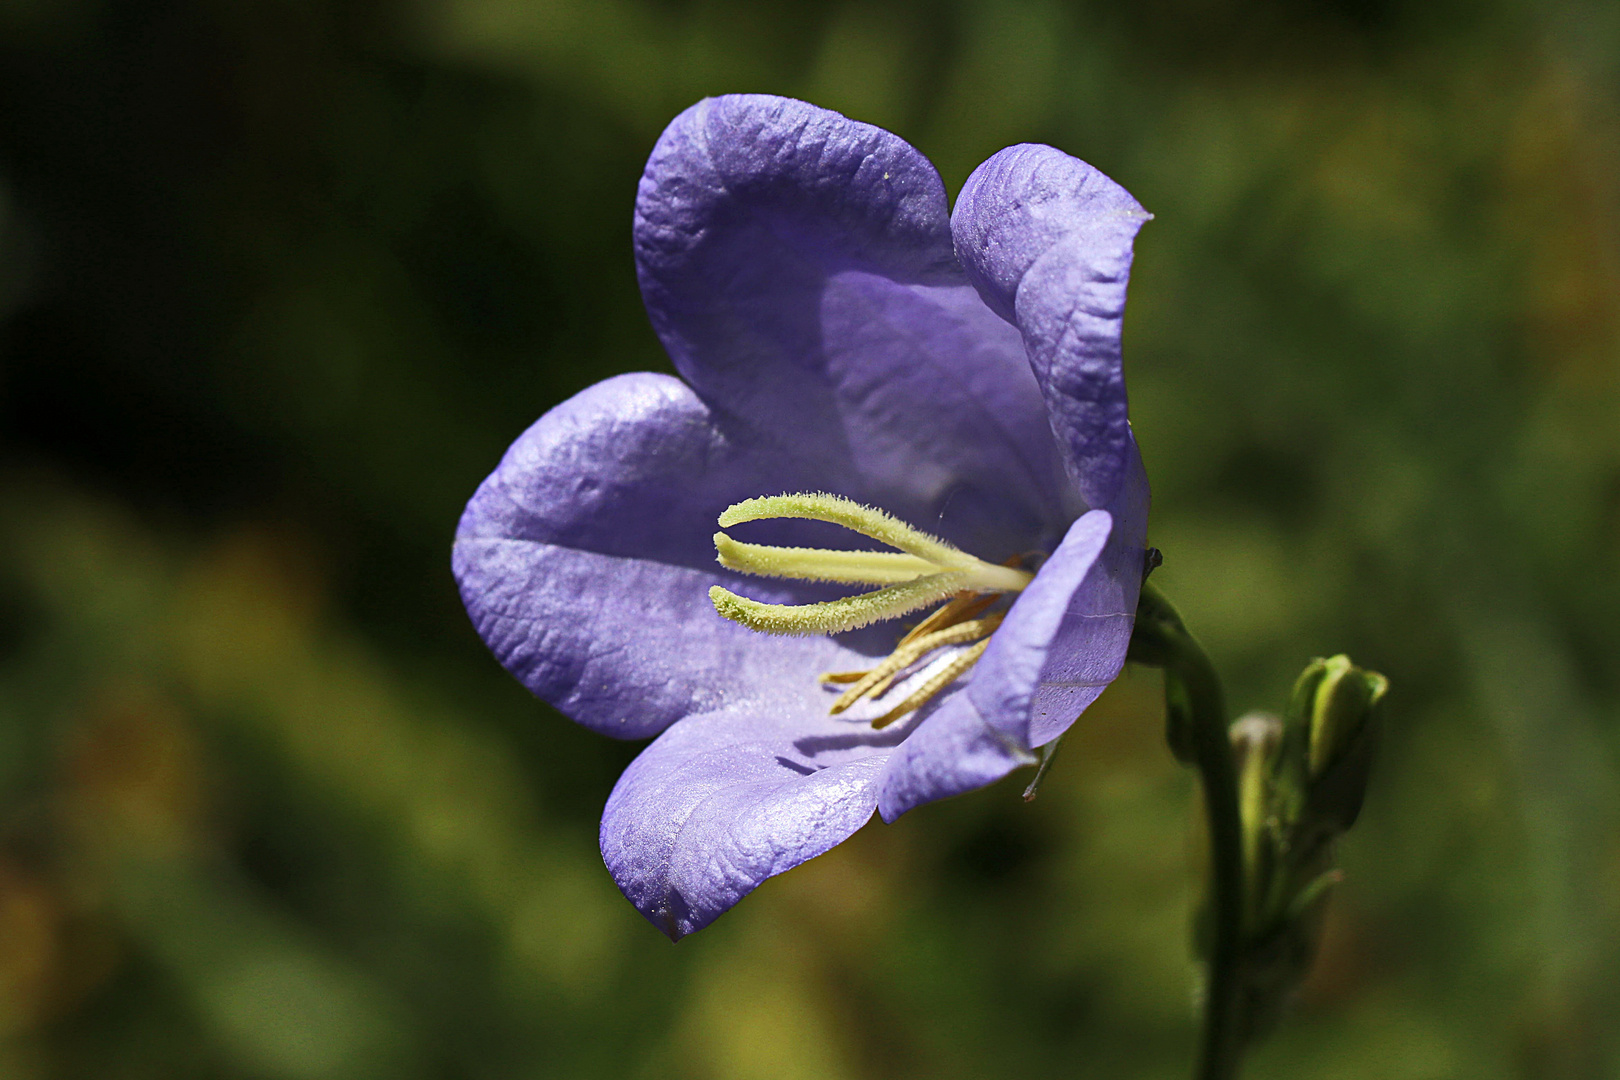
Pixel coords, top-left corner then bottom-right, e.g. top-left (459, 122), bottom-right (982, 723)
top-left (1224, 655), bottom-right (1388, 1041)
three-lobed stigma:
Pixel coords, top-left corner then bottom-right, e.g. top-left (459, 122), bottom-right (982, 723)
top-left (709, 492), bottom-right (1030, 728)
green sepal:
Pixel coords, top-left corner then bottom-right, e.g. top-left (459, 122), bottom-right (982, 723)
top-left (1126, 582), bottom-right (1200, 764)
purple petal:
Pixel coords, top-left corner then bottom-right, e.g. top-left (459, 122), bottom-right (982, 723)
top-left (951, 144), bottom-right (1151, 510)
top-left (870, 692), bottom-right (1038, 827)
top-left (1027, 437), bottom-right (1150, 746)
top-left (600, 699), bottom-right (908, 939)
top-left (635, 94), bottom-right (1078, 558)
top-left (876, 509), bottom-right (1115, 822)
top-left (454, 372), bottom-right (859, 740)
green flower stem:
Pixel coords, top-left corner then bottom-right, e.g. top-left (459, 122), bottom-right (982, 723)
top-left (1128, 583), bottom-right (1246, 1080)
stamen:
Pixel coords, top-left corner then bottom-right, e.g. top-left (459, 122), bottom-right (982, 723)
top-left (830, 614), bottom-right (1003, 713)
top-left (871, 639), bottom-right (992, 729)
top-left (897, 592), bottom-right (1001, 647)
top-left (709, 492), bottom-right (1030, 728)
top-left (818, 670), bottom-right (871, 685)
top-left (708, 572), bottom-right (971, 636)
top-left (715, 533), bottom-right (937, 584)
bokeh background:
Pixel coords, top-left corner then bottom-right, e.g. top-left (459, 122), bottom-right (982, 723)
top-left (1, 0), bottom-right (1618, 1076)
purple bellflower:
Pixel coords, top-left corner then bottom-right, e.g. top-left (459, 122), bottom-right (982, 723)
top-left (453, 95), bottom-right (1151, 940)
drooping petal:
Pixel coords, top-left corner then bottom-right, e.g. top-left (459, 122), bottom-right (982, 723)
top-left (635, 94), bottom-right (1079, 558)
top-left (600, 699), bottom-right (909, 939)
top-left (951, 144), bottom-right (1151, 510)
top-left (1026, 436), bottom-right (1151, 746)
top-left (454, 371), bottom-right (862, 740)
top-left (876, 509), bottom-right (1115, 822)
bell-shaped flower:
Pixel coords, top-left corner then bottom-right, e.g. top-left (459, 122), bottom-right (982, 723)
top-left (453, 94), bottom-right (1152, 940)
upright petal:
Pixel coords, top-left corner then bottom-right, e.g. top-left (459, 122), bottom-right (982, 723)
top-left (601, 699), bottom-right (906, 939)
top-left (454, 372), bottom-right (860, 740)
top-left (635, 94), bottom-right (1078, 558)
top-left (951, 144), bottom-right (1151, 510)
top-left (876, 509), bottom-right (1115, 822)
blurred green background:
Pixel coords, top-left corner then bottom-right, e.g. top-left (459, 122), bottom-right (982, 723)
top-left (1, 0), bottom-right (1618, 1076)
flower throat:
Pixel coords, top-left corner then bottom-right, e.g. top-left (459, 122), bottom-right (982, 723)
top-left (709, 493), bottom-right (1031, 728)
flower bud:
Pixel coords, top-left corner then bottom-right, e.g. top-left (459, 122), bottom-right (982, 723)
top-left (1292, 655), bottom-right (1388, 836)
top-left (1216, 657), bottom-right (1387, 1045)
top-left (1229, 713), bottom-right (1284, 936)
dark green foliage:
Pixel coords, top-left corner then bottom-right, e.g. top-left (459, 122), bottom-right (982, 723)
top-left (1, 0), bottom-right (1618, 1076)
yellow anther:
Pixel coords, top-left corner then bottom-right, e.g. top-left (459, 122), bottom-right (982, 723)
top-left (831, 614), bottom-right (1004, 714)
top-left (871, 638), bottom-right (993, 729)
top-left (897, 592), bottom-right (1001, 647)
top-left (817, 670), bottom-right (871, 685)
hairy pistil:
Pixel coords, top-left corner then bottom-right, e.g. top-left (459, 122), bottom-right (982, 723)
top-left (709, 492), bottom-right (1031, 727)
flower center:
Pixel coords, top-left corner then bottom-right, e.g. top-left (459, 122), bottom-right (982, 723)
top-left (708, 492), bottom-right (1031, 728)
